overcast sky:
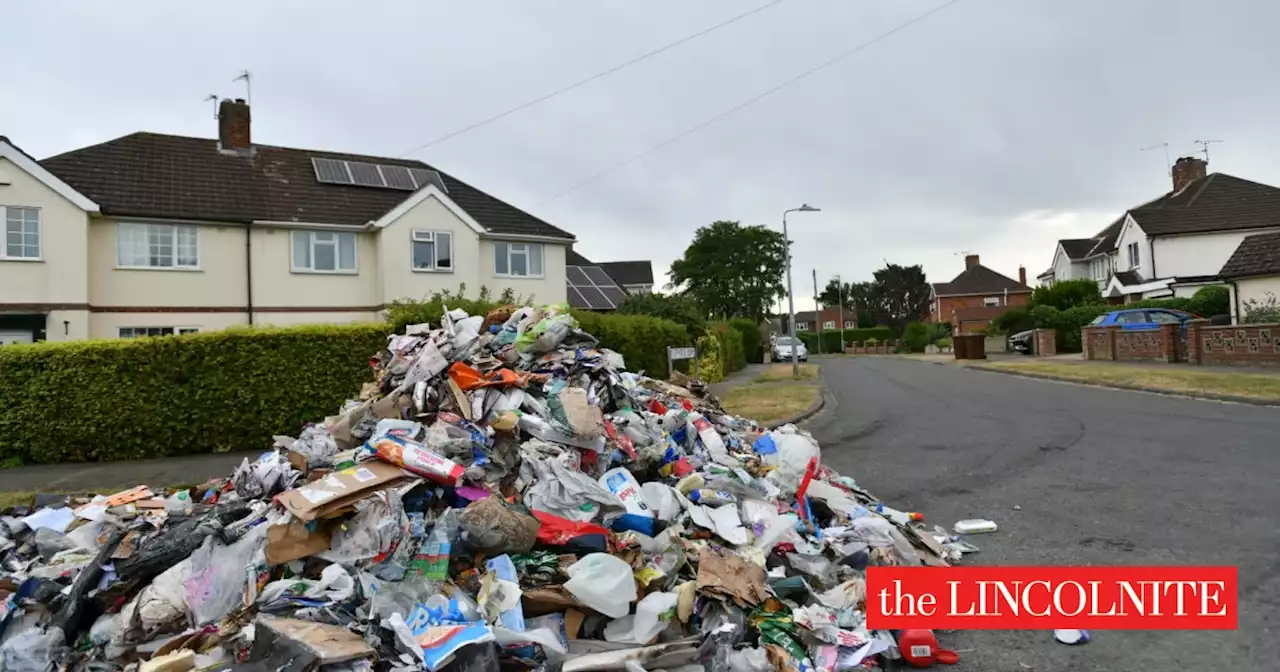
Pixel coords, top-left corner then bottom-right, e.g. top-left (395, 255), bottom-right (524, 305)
top-left (5, 0), bottom-right (1279, 311)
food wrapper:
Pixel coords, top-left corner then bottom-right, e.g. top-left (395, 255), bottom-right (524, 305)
top-left (373, 435), bottom-right (464, 486)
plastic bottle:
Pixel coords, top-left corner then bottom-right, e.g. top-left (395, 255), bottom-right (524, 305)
top-left (869, 502), bottom-right (923, 526)
top-left (164, 490), bottom-right (192, 515)
top-left (686, 489), bottom-right (738, 506)
top-left (599, 467), bottom-right (656, 536)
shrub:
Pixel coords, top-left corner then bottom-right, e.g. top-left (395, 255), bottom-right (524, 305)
top-left (1186, 285), bottom-right (1230, 318)
top-left (1029, 304), bottom-right (1110, 353)
top-left (1243, 293), bottom-right (1280, 324)
top-left (991, 307), bottom-right (1034, 336)
top-left (728, 318), bottom-right (764, 364)
top-left (936, 337), bottom-right (953, 349)
top-left (0, 324), bottom-right (390, 464)
top-left (1030, 279), bottom-right (1103, 310)
top-left (902, 323), bottom-right (930, 352)
top-left (617, 293), bottom-right (706, 336)
top-left (925, 322), bottom-right (953, 344)
top-left (799, 327), bottom-right (890, 353)
top-left (694, 322), bottom-right (745, 382)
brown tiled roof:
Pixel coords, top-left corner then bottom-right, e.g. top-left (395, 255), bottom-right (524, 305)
top-left (1127, 174), bottom-right (1280, 237)
top-left (598, 261), bottom-right (654, 286)
top-left (40, 132), bottom-right (574, 239)
top-left (932, 265), bottom-right (1031, 296)
top-left (1219, 231), bottom-right (1280, 278)
top-left (1086, 216), bottom-right (1125, 256)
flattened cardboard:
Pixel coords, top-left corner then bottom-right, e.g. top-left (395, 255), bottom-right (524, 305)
top-left (265, 518), bottom-right (333, 565)
top-left (276, 462), bottom-right (410, 522)
top-left (258, 616), bottom-right (374, 664)
top-left (325, 399), bottom-right (373, 450)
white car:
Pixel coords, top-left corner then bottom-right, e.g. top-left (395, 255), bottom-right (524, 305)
top-left (771, 336), bottom-right (809, 362)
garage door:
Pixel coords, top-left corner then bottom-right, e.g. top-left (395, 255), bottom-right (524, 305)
top-left (0, 330), bottom-right (34, 345)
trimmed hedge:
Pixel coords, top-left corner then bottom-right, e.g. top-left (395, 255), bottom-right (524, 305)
top-left (799, 327), bottom-right (892, 353)
top-left (728, 318), bottom-right (764, 364)
top-left (696, 322), bottom-right (746, 382)
top-left (387, 299), bottom-right (692, 379)
top-left (0, 324), bottom-right (389, 465)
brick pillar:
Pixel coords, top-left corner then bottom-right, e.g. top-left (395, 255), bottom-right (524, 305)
top-left (1082, 327), bottom-right (1092, 359)
top-left (1159, 322), bottom-right (1178, 362)
top-left (1107, 326), bottom-right (1118, 361)
top-left (1187, 319), bottom-right (1208, 365)
top-left (1035, 329), bottom-right (1057, 356)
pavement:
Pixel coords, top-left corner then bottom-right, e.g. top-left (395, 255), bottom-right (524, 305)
top-left (804, 356), bottom-right (1279, 671)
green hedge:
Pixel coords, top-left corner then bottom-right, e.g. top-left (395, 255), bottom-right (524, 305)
top-left (695, 322), bottom-right (746, 382)
top-left (387, 299), bottom-right (691, 379)
top-left (0, 324), bottom-right (389, 464)
top-left (728, 318), bottom-right (764, 364)
top-left (799, 327), bottom-right (892, 353)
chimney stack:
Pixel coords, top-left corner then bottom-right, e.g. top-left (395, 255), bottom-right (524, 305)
top-left (965, 254), bottom-right (980, 270)
top-left (1018, 266), bottom-right (1027, 286)
top-left (218, 98), bottom-right (251, 152)
top-left (1171, 156), bottom-right (1206, 193)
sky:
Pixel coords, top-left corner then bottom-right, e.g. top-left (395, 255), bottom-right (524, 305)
top-left (4, 0), bottom-right (1280, 312)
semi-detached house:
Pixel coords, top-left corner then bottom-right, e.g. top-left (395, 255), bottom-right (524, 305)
top-left (0, 99), bottom-right (576, 344)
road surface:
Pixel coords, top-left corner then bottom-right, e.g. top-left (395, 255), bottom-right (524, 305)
top-left (805, 357), bottom-right (1278, 671)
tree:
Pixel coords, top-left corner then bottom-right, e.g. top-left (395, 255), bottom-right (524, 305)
top-left (864, 263), bottom-right (931, 334)
top-left (1029, 279), bottom-right (1102, 310)
top-left (668, 221), bottom-right (787, 321)
top-left (818, 279), bottom-right (876, 327)
top-left (617, 292), bottom-right (706, 335)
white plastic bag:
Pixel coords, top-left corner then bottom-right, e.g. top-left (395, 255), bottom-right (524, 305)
top-left (766, 426), bottom-right (821, 494)
top-left (563, 553), bottom-right (637, 618)
top-left (184, 522), bottom-right (268, 625)
top-left (640, 483), bottom-right (681, 521)
top-left (632, 591), bottom-right (678, 643)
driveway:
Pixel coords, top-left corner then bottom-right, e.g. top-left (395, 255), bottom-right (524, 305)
top-left (804, 357), bottom-right (1279, 671)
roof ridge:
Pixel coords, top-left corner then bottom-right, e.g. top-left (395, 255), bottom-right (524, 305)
top-left (43, 130), bottom-right (436, 168)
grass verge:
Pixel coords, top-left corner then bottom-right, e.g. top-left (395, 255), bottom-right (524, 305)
top-left (721, 384), bottom-right (821, 425)
top-left (755, 363), bottom-right (820, 383)
top-left (973, 360), bottom-right (1280, 400)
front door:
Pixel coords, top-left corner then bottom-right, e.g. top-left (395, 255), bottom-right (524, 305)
top-left (0, 330), bottom-right (34, 345)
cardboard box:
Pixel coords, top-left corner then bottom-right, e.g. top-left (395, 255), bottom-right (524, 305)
top-left (276, 462), bottom-right (411, 522)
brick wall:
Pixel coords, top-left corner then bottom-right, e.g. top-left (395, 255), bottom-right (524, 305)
top-left (1082, 324), bottom-right (1180, 363)
top-left (1187, 320), bottom-right (1280, 367)
top-left (1034, 329), bottom-right (1057, 356)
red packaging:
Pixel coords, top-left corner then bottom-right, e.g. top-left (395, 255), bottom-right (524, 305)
top-left (373, 437), bottom-right (464, 486)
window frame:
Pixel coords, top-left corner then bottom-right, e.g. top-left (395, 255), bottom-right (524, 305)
top-left (410, 229), bottom-right (454, 273)
top-left (1126, 242), bottom-right (1140, 269)
top-left (795, 322), bottom-right (810, 332)
top-left (2, 206), bottom-right (42, 261)
top-left (291, 230), bottom-right (358, 274)
top-left (493, 241), bottom-right (544, 278)
top-left (118, 326), bottom-right (200, 339)
top-left (116, 222), bottom-right (201, 270)
top-left (983, 296), bottom-right (1001, 307)
top-left (823, 320), bottom-right (836, 329)
top-left (844, 320), bottom-right (856, 329)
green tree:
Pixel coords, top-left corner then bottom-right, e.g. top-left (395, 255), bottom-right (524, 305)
top-left (818, 279), bottom-right (877, 327)
top-left (668, 221), bottom-right (786, 320)
top-left (1029, 279), bottom-right (1103, 310)
top-left (865, 263), bottom-right (932, 334)
top-left (617, 292), bottom-right (706, 335)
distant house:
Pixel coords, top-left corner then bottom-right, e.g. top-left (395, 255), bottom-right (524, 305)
top-left (788, 308), bottom-right (858, 333)
top-left (930, 254), bottom-right (1032, 333)
top-left (1218, 231), bottom-right (1280, 321)
top-left (598, 261), bottom-right (654, 295)
top-left (1039, 157), bottom-right (1280, 304)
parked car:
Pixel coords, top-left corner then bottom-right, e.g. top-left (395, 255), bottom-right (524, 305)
top-left (1009, 329), bottom-right (1035, 354)
top-left (772, 336), bottom-right (808, 362)
top-left (1089, 308), bottom-right (1198, 330)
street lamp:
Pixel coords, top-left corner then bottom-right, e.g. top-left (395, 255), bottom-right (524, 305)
top-left (782, 204), bottom-right (820, 379)
top-left (834, 273), bottom-right (845, 354)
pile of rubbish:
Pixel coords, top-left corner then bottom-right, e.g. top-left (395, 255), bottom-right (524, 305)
top-left (0, 304), bottom-right (975, 672)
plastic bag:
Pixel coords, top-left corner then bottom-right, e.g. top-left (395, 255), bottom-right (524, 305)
top-left (521, 443), bottom-right (625, 524)
top-left (726, 646), bottom-right (772, 672)
top-left (1, 627), bottom-right (66, 672)
top-left (640, 482), bottom-right (681, 521)
top-left (632, 591), bottom-right (679, 642)
top-left (258, 563), bottom-right (354, 610)
top-left (766, 427), bottom-right (821, 494)
top-left (320, 490), bottom-right (407, 564)
top-left (183, 522), bottom-right (268, 625)
top-left (563, 553), bottom-right (637, 618)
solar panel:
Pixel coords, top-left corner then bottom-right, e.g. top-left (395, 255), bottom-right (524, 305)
top-left (410, 168), bottom-right (448, 193)
top-left (583, 267), bottom-right (614, 285)
top-left (566, 266), bottom-right (591, 285)
top-left (381, 165), bottom-right (416, 190)
top-left (566, 286), bottom-right (591, 309)
top-left (348, 161), bottom-right (384, 187)
top-left (313, 158), bottom-right (352, 184)
top-left (576, 285), bottom-right (611, 310)
top-left (600, 286), bottom-right (630, 307)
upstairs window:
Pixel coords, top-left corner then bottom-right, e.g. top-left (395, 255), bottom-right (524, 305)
top-left (2, 206), bottom-right (40, 260)
top-left (292, 231), bottom-right (357, 273)
top-left (1127, 242), bottom-right (1140, 269)
top-left (411, 230), bottom-right (453, 271)
top-left (117, 222), bottom-right (199, 269)
top-left (118, 326), bottom-right (199, 338)
top-left (494, 242), bottom-right (543, 277)
top-left (983, 296), bottom-right (1001, 307)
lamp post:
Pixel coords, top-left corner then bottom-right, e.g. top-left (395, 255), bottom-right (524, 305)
top-left (835, 274), bottom-right (845, 354)
top-left (782, 204), bottom-right (820, 379)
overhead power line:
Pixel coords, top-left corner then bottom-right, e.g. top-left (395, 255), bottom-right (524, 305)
top-left (397, 0), bottom-right (788, 157)
top-left (538, 0), bottom-right (965, 206)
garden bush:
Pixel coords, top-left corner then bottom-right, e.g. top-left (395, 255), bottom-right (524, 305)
top-left (902, 322), bottom-right (930, 352)
top-left (0, 324), bottom-right (390, 464)
top-left (729, 318), bottom-right (764, 364)
top-left (695, 322), bottom-right (745, 382)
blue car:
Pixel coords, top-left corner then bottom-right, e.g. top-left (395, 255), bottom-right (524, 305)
top-left (1088, 308), bottom-right (1198, 330)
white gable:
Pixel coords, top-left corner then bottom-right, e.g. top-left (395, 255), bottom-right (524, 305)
top-left (0, 139), bottom-right (99, 212)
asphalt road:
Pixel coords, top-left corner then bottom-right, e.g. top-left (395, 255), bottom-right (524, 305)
top-left (804, 357), bottom-right (1279, 672)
